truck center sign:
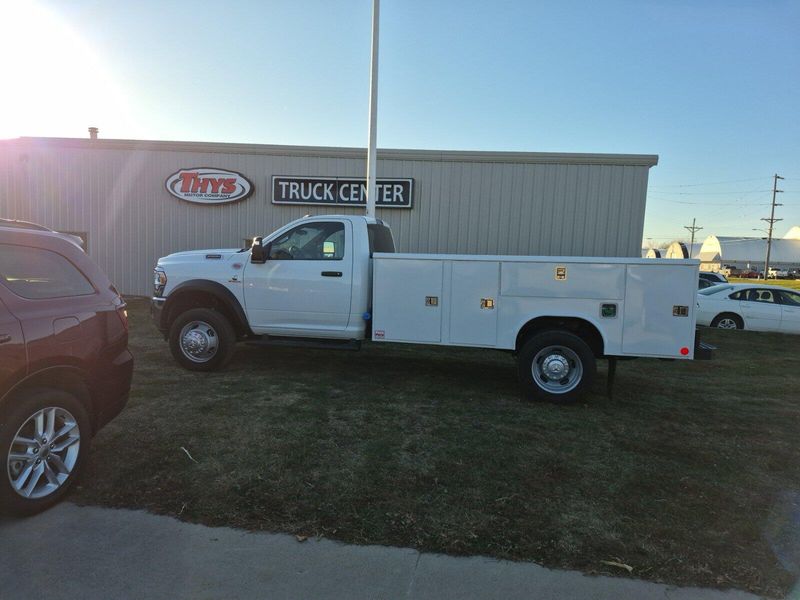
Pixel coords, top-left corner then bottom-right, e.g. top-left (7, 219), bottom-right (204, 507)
top-left (272, 176), bottom-right (413, 208)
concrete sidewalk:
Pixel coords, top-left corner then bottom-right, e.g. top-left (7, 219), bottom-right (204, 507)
top-left (0, 503), bottom-right (761, 600)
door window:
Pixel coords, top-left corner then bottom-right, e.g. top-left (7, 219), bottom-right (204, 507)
top-left (0, 244), bottom-right (95, 299)
top-left (268, 222), bottom-right (345, 260)
top-left (744, 289), bottom-right (779, 304)
top-left (779, 290), bottom-right (800, 307)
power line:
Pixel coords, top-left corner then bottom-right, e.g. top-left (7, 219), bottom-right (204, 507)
top-left (649, 176), bottom-right (771, 188)
top-left (652, 199), bottom-right (771, 206)
top-left (647, 189), bottom-right (772, 196)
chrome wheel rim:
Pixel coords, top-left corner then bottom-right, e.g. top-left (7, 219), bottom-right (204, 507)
top-left (179, 320), bottom-right (219, 363)
top-left (532, 345), bottom-right (583, 394)
top-left (7, 407), bottom-right (81, 499)
top-left (717, 318), bottom-right (738, 330)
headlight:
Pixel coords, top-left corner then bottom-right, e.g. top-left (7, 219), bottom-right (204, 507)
top-left (154, 268), bottom-right (167, 297)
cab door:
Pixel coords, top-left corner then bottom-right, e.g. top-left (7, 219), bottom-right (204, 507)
top-left (243, 220), bottom-right (353, 335)
top-left (738, 288), bottom-right (782, 331)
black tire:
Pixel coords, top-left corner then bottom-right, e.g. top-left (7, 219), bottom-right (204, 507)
top-left (168, 307), bottom-right (236, 371)
top-left (518, 330), bottom-right (597, 404)
top-left (0, 388), bottom-right (91, 516)
top-left (710, 313), bottom-right (743, 330)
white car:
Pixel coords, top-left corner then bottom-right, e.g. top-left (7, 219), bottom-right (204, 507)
top-left (697, 283), bottom-right (800, 333)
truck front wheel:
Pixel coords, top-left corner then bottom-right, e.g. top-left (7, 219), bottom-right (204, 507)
top-left (518, 331), bottom-right (596, 404)
top-left (168, 308), bottom-right (236, 371)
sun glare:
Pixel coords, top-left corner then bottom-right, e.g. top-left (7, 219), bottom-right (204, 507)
top-left (0, 0), bottom-right (134, 139)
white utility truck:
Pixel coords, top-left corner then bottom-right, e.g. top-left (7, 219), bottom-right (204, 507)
top-left (151, 215), bottom-right (710, 403)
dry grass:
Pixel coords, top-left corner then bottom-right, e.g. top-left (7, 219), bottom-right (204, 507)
top-left (728, 277), bottom-right (800, 291)
top-left (73, 298), bottom-right (800, 597)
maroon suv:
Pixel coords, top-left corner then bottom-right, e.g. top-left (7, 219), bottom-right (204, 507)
top-left (0, 221), bottom-right (133, 515)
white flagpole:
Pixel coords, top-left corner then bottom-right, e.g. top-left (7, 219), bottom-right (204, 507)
top-left (365, 0), bottom-right (380, 218)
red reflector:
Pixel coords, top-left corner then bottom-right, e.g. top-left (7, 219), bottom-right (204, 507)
top-left (680, 347), bottom-right (689, 356)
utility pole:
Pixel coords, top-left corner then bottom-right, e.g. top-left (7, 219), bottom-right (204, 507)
top-left (364, 0), bottom-right (380, 218)
top-left (761, 174), bottom-right (784, 279)
top-left (683, 218), bottom-right (703, 256)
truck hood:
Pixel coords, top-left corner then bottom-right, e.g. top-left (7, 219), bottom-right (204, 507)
top-left (159, 248), bottom-right (246, 263)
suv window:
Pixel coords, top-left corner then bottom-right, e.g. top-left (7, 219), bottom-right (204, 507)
top-left (0, 244), bottom-right (95, 299)
top-left (779, 290), bottom-right (800, 307)
top-left (269, 222), bottom-right (345, 260)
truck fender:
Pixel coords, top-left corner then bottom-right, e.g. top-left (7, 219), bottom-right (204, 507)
top-left (514, 314), bottom-right (607, 357)
top-left (161, 279), bottom-right (251, 337)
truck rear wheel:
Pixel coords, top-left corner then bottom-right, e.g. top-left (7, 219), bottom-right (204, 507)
top-left (169, 308), bottom-right (236, 371)
top-left (518, 331), bottom-right (596, 404)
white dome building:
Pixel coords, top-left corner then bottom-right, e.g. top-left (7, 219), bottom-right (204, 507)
top-left (665, 241), bottom-right (701, 259)
top-left (698, 232), bottom-right (800, 272)
top-left (784, 226), bottom-right (800, 240)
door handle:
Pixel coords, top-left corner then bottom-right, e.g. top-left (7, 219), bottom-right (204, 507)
top-left (0, 334), bottom-right (11, 344)
top-left (321, 271), bottom-right (342, 277)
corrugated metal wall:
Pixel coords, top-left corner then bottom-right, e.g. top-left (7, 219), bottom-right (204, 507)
top-left (0, 138), bottom-right (656, 296)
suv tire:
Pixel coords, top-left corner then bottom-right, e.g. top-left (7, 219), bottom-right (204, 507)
top-left (0, 388), bottom-right (91, 516)
top-left (169, 308), bottom-right (236, 371)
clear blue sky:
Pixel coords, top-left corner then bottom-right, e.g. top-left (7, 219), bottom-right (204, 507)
top-left (5, 0), bottom-right (799, 245)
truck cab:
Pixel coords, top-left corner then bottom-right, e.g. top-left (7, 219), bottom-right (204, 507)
top-left (152, 216), bottom-right (393, 353)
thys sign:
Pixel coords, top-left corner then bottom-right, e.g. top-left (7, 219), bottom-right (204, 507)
top-left (272, 176), bottom-right (413, 208)
top-left (166, 168), bottom-right (254, 204)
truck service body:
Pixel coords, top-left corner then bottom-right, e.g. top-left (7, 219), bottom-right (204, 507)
top-left (152, 215), bottom-right (707, 402)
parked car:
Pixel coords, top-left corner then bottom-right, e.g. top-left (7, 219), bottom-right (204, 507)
top-left (699, 271), bottom-right (728, 285)
top-left (720, 265), bottom-right (740, 277)
top-left (698, 277), bottom-right (719, 290)
top-left (696, 283), bottom-right (800, 333)
top-left (0, 222), bottom-right (133, 515)
top-left (768, 267), bottom-right (790, 279)
top-left (737, 269), bottom-right (761, 279)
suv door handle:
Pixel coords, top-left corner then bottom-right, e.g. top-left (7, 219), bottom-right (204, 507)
top-left (0, 334), bottom-right (11, 344)
top-left (321, 271), bottom-right (342, 277)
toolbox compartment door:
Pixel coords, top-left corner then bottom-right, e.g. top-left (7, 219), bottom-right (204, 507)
top-left (449, 261), bottom-right (499, 346)
top-left (621, 264), bottom-right (697, 357)
top-left (372, 259), bottom-right (443, 343)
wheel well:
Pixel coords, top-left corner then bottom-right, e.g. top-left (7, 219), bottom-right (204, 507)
top-left (516, 316), bottom-right (605, 357)
top-left (164, 290), bottom-right (249, 337)
top-left (1, 367), bottom-right (95, 430)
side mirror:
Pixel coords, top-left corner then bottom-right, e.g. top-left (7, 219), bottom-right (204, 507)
top-left (251, 237), bottom-right (268, 264)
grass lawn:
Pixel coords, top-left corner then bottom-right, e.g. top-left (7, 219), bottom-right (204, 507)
top-left (74, 298), bottom-right (800, 597)
top-left (728, 277), bottom-right (800, 291)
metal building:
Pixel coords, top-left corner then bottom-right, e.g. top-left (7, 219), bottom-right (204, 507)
top-left (698, 234), bottom-right (800, 272)
top-left (0, 136), bottom-right (658, 296)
